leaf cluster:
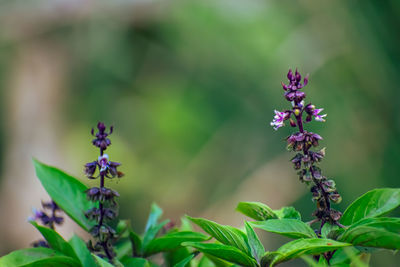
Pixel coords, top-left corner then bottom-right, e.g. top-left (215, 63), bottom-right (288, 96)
top-left (1, 161), bottom-right (400, 267)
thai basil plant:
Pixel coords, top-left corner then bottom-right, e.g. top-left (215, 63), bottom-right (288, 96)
top-left (181, 70), bottom-right (400, 267)
top-left (1, 71), bottom-right (400, 267)
top-left (0, 123), bottom-right (209, 267)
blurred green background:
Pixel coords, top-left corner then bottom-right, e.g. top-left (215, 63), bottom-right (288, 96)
top-left (0, 0), bottom-right (400, 265)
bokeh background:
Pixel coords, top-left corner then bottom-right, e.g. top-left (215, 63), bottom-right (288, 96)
top-left (0, 0), bottom-right (400, 266)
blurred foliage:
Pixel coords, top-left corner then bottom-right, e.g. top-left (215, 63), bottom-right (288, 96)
top-left (0, 0), bottom-right (400, 265)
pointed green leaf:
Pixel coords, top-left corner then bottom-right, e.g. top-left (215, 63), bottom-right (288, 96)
top-left (129, 230), bottom-right (142, 257)
top-left (338, 217), bottom-right (400, 249)
top-left (144, 231), bottom-right (209, 256)
top-left (245, 221), bottom-right (264, 263)
top-left (0, 247), bottom-right (80, 267)
top-left (320, 223), bottom-right (339, 239)
top-left (341, 188), bottom-right (400, 225)
top-left (329, 247), bottom-right (363, 266)
top-left (273, 207), bottom-right (301, 220)
top-left (301, 255), bottom-right (327, 267)
top-left (120, 256), bottom-right (152, 267)
top-left (236, 202), bottom-right (278, 221)
top-left (173, 254), bottom-right (195, 267)
top-left (93, 255), bottom-right (115, 267)
top-left (183, 242), bottom-right (257, 267)
top-left (69, 235), bottom-right (97, 267)
top-left (114, 239), bottom-right (133, 260)
top-left (180, 216), bottom-right (194, 231)
top-left (187, 216), bottom-right (251, 255)
top-left (142, 219), bottom-right (169, 251)
top-left (164, 247), bottom-right (192, 266)
top-left (145, 203), bottom-right (163, 232)
top-left (198, 255), bottom-right (218, 267)
top-left (30, 221), bottom-right (79, 261)
top-left (33, 159), bottom-right (96, 231)
top-left (237, 202), bottom-right (301, 221)
top-left (261, 238), bottom-right (351, 267)
top-left (250, 219), bottom-right (317, 239)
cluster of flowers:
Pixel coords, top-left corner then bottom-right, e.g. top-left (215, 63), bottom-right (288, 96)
top-left (29, 200), bottom-right (64, 247)
top-left (271, 69), bottom-right (342, 231)
top-left (84, 122), bottom-right (123, 261)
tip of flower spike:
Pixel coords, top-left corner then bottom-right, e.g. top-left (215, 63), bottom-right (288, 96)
top-left (97, 122), bottom-right (106, 131)
top-left (287, 69), bottom-right (293, 80)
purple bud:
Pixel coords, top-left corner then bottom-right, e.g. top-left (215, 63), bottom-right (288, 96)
top-left (295, 69), bottom-right (301, 81)
top-left (84, 162), bottom-right (98, 178)
top-left (97, 122), bottom-right (106, 132)
top-left (281, 82), bottom-right (288, 91)
top-left (329, 210), bottom-right (342, 221)
top-left (287, 69), bottom-right (293, 80)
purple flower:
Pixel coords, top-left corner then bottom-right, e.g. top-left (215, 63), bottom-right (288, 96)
top-left (98, 154), bottom-right (109, 173)
top-left (96, 154), bottom-right (124, 178)
top-left (312, 108), bottom-right (327, 122)
top-left (270, 110), bottom-right (289, 130)
top-left (84, 161), bottom-right (98, 178)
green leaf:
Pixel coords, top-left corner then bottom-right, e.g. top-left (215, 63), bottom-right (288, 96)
top-left (116, 220), bottom-right (131, 238)
top-left (145, 203), bottom-right (163, 232)
top-left (33, 159), bottom-right (96, 231)
top-left (320, 223), bottom-right (339, 239)
top-left (273, 207), bottom-right (301, 220)
top-left (338, 217), bottom-right (400, 249)
top-left (244, 221), bottom-right (265, 263)
top-left (142, 219), bottom-right (169, 251)
top-left (250, 219), bottom-right (317, 239)
top-left (30, 221), bottom-right (79, 261)
top-left (182, 242), bottom-right (257, 267)
top-left (114, 239), bottom-right (133, 260)
top-left (173, 254), bottom-right (195, 267)
top-left (180, 216), bottom-right (194, 231)
top-left (236, 202), bottom-right (301, 221)
top-left (164, 247), bottom-right (192, 266)
top-left (187, 216), bottom-right (251, 255)
top-left (129, 230), bottom-right (142, 257)
top-left (120, 256), bottom-right (151, 267)
top-left (69, 235), bottom-right (97, 267)
top-left (92, 255), bottom-right (114, 267)
top-left (0, 247), bottom-right (80, 267)
top-left (198, 256), bottom-right (217, 267)
top-left (301, 255), bottom-right (327, 267)
top-left (329, 247), bottom-right (363, 266)
top-left (236, 202), bottom-right (278, 221)
top-left (144, 231), bottom-right (210, 256)
top-left (341, 188), bottom-right (400, 225)
top-left (261, 238), bottom-right (351, 267)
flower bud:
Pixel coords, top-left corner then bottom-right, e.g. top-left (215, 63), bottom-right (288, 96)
top-left (287, 69), bottom-right (293, 80)
top-left (329, 210), bottom-right (342, 221)
top-left (281, 82), bottom-right (288, 91)
top-left (289, 118), bottom-right (296, 127)
top-left (329, 193), bottom-right (342, 204)
top-left (305, 104), bottom-right (315, 114)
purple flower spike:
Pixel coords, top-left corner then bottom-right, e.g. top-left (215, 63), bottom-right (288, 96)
top-left (271, 69), bottom-right (342, 230)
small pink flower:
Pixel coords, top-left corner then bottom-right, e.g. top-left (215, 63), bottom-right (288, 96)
top-left (270, 110), bottom-right (288, 130)
top-left (312, 108), bottom-right (327, 122)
